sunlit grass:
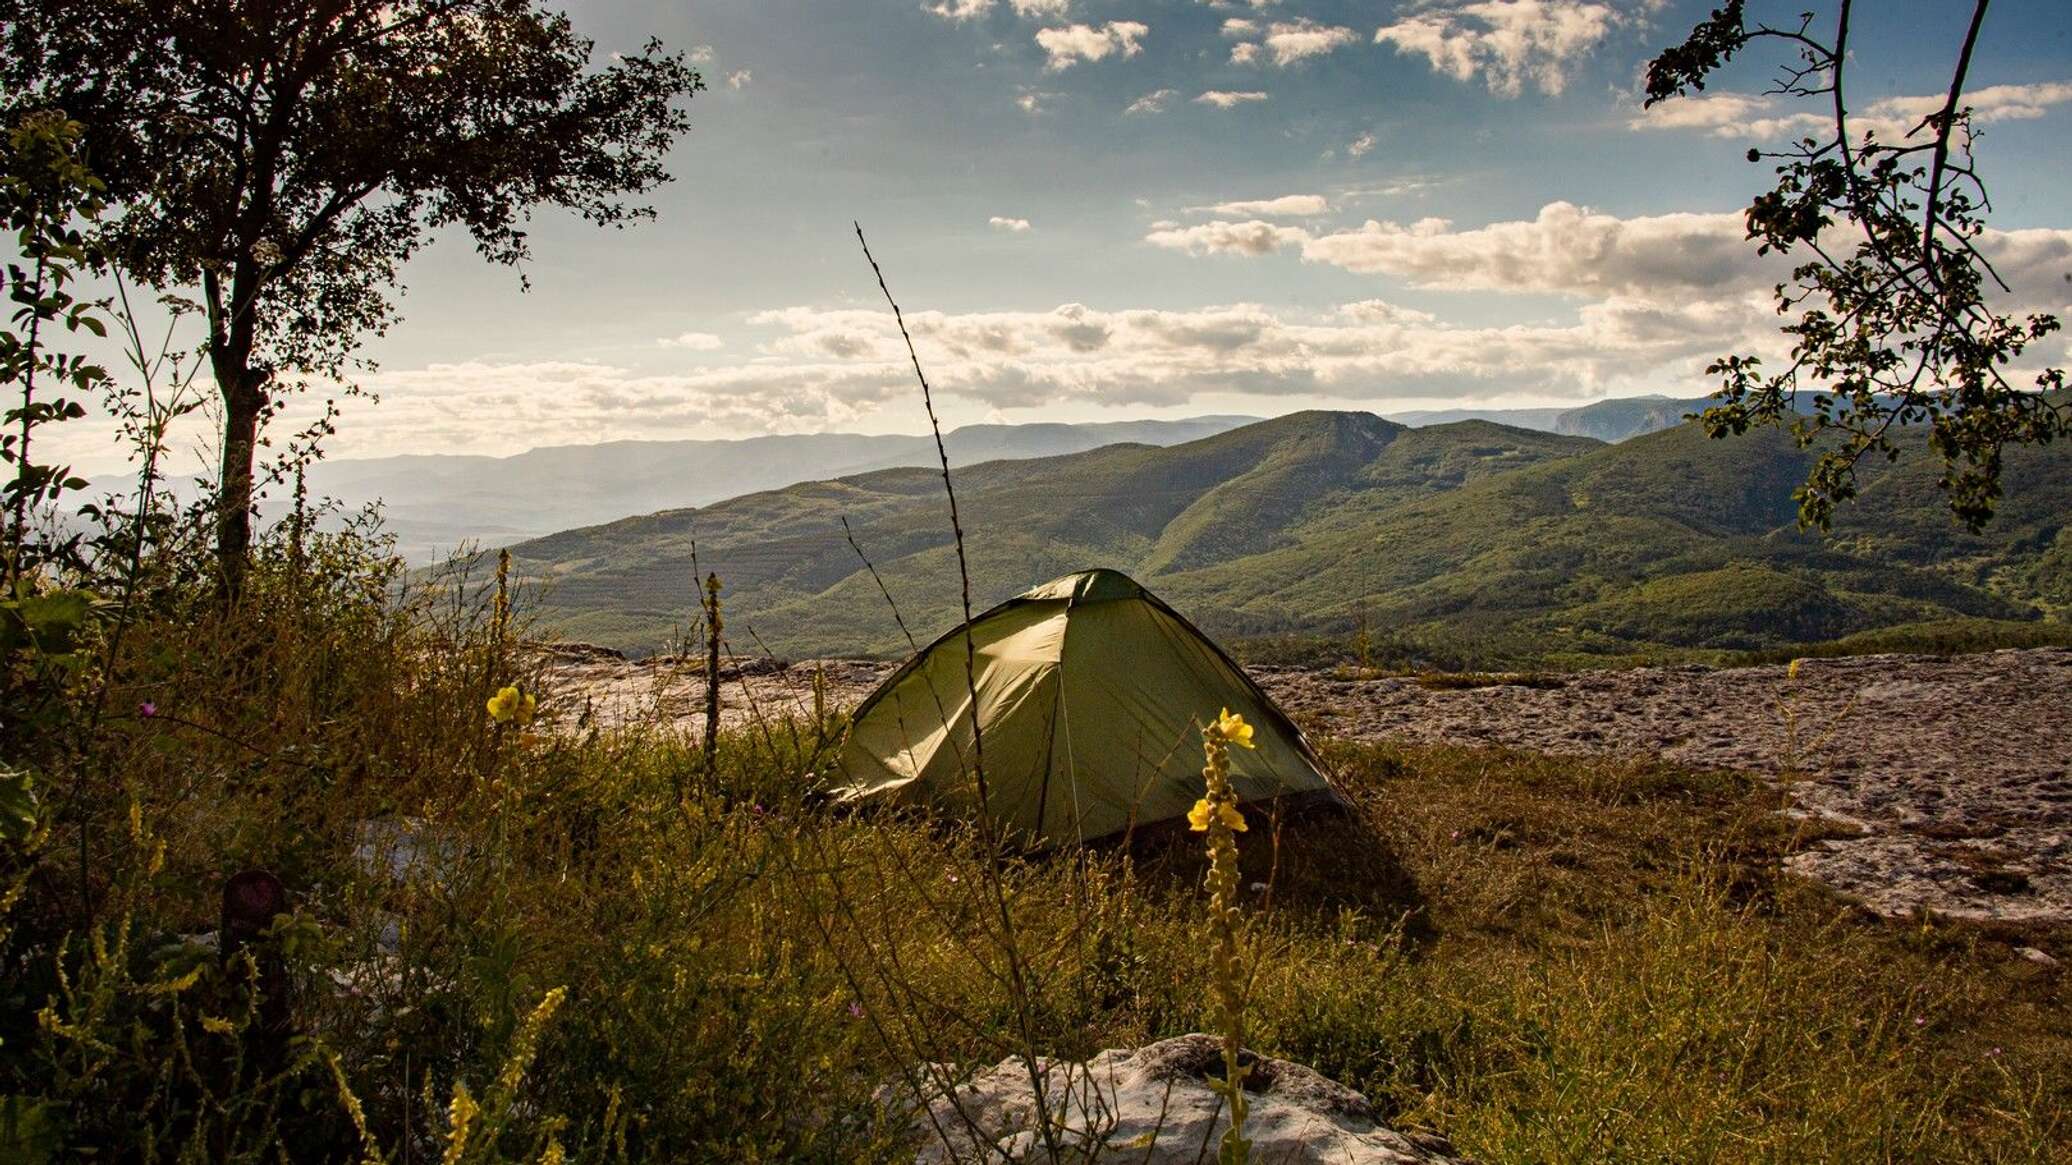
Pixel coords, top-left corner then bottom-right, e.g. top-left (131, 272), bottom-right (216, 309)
top-left (2, 534), bottom-right (2065, 1162)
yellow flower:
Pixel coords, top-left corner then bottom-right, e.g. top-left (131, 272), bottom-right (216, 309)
top-left (1787, 658), bottom-right (1803, 680)
top-left (1215, 707), bottom-right (1256, 749)
top-left (1187, 797), bottom-right (1248, 833)
top-left (486, 684), bottom-right (537, 725)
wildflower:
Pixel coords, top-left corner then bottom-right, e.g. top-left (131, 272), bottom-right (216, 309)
top-left (1213, 707), bottom-right (1256, 750)
top-left (1187, 797), bottom-right (1247, 833)
top-left (1787, 658), bottom-right (1803, 680)
top-left (137, 701), bottom-right (157, 718)
top-left (847, 1001), bottom-right (865, 1019)
top-left (486, 684), bottom-right (537, 725)
top-left (1197, 708), bottom-right (1253, 1163)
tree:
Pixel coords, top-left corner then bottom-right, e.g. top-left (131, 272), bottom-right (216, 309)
top-left (1, 0), bottom-right (700, 594)
top-left (2, 112), bottom-right (108, 585)
top-left (1647, 0), bottom-right (2067, 531)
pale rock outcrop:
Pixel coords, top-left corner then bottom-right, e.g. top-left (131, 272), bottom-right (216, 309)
top-left (895, 1034), bottom-right (1465, 1164)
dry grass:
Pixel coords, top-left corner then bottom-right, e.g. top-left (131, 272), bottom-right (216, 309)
top-left (3, 529), bottom-right (2067, 1162)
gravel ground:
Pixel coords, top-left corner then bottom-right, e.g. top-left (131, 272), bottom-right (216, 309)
top-left (538, 645), bottom-right (2072, 924)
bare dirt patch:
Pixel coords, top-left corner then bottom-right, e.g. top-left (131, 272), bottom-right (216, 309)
top-left (538, 644), bottom-right (2072, 924)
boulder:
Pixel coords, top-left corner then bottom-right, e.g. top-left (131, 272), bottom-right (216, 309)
top-left (895, 1034), bottom-right (1465, 1164)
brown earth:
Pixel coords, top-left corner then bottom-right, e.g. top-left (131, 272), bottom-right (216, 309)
top-left (536, 644), bottom-right (2072, 925)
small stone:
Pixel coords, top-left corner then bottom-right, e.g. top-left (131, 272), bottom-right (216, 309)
top-left (2015, 946), bottom-right (2060, 968)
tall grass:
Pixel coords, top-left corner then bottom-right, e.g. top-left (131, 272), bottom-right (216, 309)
top-left (4, 522), bottom-right (2065, 1161)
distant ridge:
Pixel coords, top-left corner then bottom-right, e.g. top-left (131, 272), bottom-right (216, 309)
top-left (1388, 394), bottom-right (1710, 443)
top-left (272, 415), bottom-right (1260, 561)
top-left (508, 409), bottom-right (2069, 664)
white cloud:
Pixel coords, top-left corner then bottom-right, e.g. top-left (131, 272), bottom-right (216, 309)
top-left (1147, 200), bottom-right (2072, 309)
top-left (1636, 80), bottom-right (2072, 141)
top-left (59, 220), bottom-right (2067, 466)
top-left (1126, 88), bottom-right (1178, 114)
top-left (1035, 21), bottom-right (1148, 70)
top-left (1297, 202), bottom-right (1755, 295)
top-left (928, 0), bottom-right (1072, 16)
top-left (1229, 41), bottom-right (1261, 66)
top-left (1149, 203), bottom-right (1765, 297)
top-left (723, 296), bottom-right (1784, 411)
top-left (1145, 219), bottom-right (1309, 256)
top-left (924, 0), bottom-right (992, 20)
top-left (1260, 19), bottom-right (1358, 66)
top-left (689, 44), bottom-right (715, 65)
top-left (989, 216), bottom-right (1033, 232)
top-left (47, 296), bottom-right (1793, 465)
top-left (660, 331), bottom-right (725, 351)
top-left (1347, 131), bottom-right (1377, 157)
top-left (1195, 89), bottom-right (1269, 108)
top-left (1015, 87), bottom-right (1061, 113)
top-left (726, 69), bottom-right (752, 89)
top-left (1220, 18), bottom-right (1258, 37)
top-left (1376, 0), bottom-right (1620, 97)
top-left (1189, 194), bottom-right (1330, 217)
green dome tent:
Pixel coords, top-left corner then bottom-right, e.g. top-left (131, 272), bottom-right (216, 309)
top-left (833, 569), bottom-right (1340, 846)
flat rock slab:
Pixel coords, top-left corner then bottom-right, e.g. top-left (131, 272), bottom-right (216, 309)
top-left (1261, 648), bottom-right (2072, 924)
top-left (541, 643), bottom-right (2072, 924)
top-left (895, 1034), bottom-right (1464, 1164)
top-left (535, 647), bottom-right (891, 733)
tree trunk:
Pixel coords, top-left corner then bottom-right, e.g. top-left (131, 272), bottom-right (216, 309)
top-left (213, 350), bottom-right (265, 601)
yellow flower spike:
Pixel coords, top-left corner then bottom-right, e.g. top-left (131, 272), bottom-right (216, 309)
top-left (1188, 798), bottom-right (1215, 832)
top-left (1215, 707), bottom-right (1256, 750)
top-left (486, 684), bottom-right (538, 725)
top-left (1218, 802), bottom-right (1247, 832)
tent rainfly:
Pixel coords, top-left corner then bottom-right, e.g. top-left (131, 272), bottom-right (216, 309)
top-left (833, 569), bottom-right (1340, 846)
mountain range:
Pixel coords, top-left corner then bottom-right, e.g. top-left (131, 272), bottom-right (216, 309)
top-left (502, 409), bottom-right (2070, 664)
top-left (1384, 394), bottom-right (1710, 441)
top-left (279, 416), bottom-right (1257, 561)
top-left (195, 394), bottom-right (1706, 563)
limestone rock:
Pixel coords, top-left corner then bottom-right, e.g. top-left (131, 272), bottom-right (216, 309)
top-left (896, 1034), bottom-right (1465, 1164)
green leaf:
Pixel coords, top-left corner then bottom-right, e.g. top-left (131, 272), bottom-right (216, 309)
top-left (0, 587), bottom-right (99, 656)
top-left (0, 1096), bottom-right (60, 1163)
top-left (0, 766), bottom-right (36, 844)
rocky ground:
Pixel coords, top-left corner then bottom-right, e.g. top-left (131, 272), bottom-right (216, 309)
top-left (891, 1034), bottom-right (1463, 1164)
top-left (536, 645), bottom-right (2072, 925)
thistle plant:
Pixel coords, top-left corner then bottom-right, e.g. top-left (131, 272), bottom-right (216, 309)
top-left (1193, 706), bottom-right (1255, 1165)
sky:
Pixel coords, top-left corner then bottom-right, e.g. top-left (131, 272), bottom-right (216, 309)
top-left (52, 0), bottom-right (2072, 476)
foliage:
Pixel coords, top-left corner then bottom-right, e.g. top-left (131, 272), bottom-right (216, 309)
top-left (0, 111), bottom-right (108, 582)
top-left (0, 0), bottom-right (702, 586)
top-left (1646, 1), bottom-right (2068, 531)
